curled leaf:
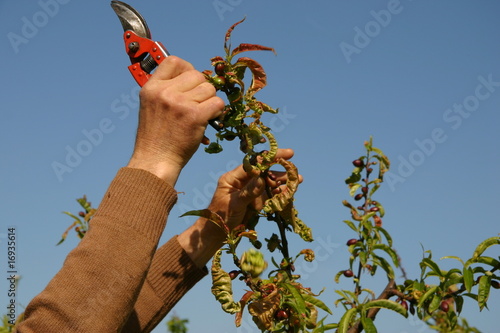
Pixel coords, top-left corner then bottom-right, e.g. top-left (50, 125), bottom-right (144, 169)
top-left (211, 249), bottom-right (241, 314)
top-left (233, 57), bottom-right (268, 96)
top-left (231, 43), bottom-right (276, 58)
top-left (240, 248), bottom-right (268, 278)
top-left (248, 284), bottom-right (280, 331)
top-left (224, 17), bottom-right (246, 53)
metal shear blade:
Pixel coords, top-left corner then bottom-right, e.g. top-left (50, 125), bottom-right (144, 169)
top-left (110, 0), bottom-right (150, 39)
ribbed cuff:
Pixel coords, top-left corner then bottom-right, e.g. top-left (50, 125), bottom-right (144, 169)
top-left (94, 167), bottom-right (178, 241)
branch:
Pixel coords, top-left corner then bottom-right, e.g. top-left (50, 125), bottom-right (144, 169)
top-left (347, 279), bottom-right (397, 333)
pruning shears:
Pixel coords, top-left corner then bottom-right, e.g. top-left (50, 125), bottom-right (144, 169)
top-left (110, 1), bottom-right (223, 131)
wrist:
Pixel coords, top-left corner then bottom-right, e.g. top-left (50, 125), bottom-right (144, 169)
top-left (126, 156), bottom-right (182, 187)
top-left (177, 217), bottom-right (227, 269)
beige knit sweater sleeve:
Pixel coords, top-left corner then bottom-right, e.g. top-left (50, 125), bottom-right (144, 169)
top-left (16, 168), bottom-right (207, 333)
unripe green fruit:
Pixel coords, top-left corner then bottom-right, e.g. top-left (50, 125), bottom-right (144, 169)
top-left (213, 76), bottom-right (226, 87)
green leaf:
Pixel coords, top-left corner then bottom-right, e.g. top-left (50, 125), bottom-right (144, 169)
top-left (303, 294), bottom-right (333, 315)
top-left (417, 285), bottom-right (439, 308)
top-left (338, 307), bottom-right (357, 333)
top-left (373, 244), bottom-right (399, 268)
top-left (472, 236), bottom-right (500, 259)
top-left (478, 275), bottom-right (492, 311)
top-left (334, 270), bottom-right (344, 283)
top-left (374, 226), bottom-right (393, 247)
top-left (421, 257), bottom-right (443, 277)
top-left (360, 316), bottom-right (377, 333)
top-left (441, 255), bottom-right (464, 265)
top-left (428, 293), bottom-right (441, 313)
top-left (342, 220), bottom-right (358, 233)
top-left (363, 299), bottom-right (408, 318)
top-left (473, 256), bottom-right (500, 269)
top-left (455, 295), bottom-right (464, 314)
top-left (204, 141), bottom-right (223, 154)
top-left (372, 255), bottom-right (395, 279)
top-left (349, 183), bottom-right (361, 197)
top-left (463, 266), bottom-right (474, 293)
top-left (282, 283), bottom-right (307, 315)
top-left (320, 323), bottom-right (338, 331)
top-left (345, 171), bottom-right (362, 184)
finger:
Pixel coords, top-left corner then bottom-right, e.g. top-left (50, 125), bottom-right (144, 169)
top-left (274, 148), bottom-right (294, 161)
top-left (187, 81), bottom-right (218, 103)
top-left (198, 96), bottom-right (225, 121)
top-left (149, 56), bottom-right (195, 81)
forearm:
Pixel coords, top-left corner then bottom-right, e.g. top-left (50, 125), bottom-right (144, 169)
top-left (121, 236), bottom-right (208, 332)
top-left (17, 168), bottom-right (178, 332)
top-left (177, 216), bottom-right (227, 269)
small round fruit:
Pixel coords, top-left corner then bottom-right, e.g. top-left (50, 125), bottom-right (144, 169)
top-left (214, 63), bottom-right (226, 76)
top-left (78, 211), bottom-right (85, 217)
top-left (439, 300), bottom-right (449, 313)
top-left (361, 187), bottom-right (368, 194)
top-left (354, 193), bottom-right (364, 201)
top-left (212, 76), bottom-right (226, 87)
top-left (370, 207), bottom-right (380, 212)
top-left (346, 238), bottom-right (358, 246)
top-left (352, 159), bottom-right (364, 167)
top-left (491, 280), bottom-right (500, 289)
top-left (343, 269), bottom-right (354, 278)
top-left (401, 300), bottom-right (408, 311)
top-left (367, 167), bottom-right (373, 174)
top-left (228, 270), bottom-right (240, 280)
top-left (275, 309), bottom-right (289, 321)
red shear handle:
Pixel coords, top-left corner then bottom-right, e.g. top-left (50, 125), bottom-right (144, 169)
top-left (123, 30), bottom-right (169, 87)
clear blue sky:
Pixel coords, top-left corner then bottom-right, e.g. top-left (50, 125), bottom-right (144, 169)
top-left (1, 1), bottom-right (499, 332)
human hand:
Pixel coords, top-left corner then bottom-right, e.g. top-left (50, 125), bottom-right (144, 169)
top-left (127, 56), bottom-right (225, 186)
top-left (177, 148), bottom-right (301, 268)
top-left (207, 148), bottom-right (301, 231)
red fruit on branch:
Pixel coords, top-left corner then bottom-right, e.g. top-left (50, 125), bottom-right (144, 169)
top-left (491, 280), bottom-right (500, 289)
top-left (401, 300), bottom-right (408, 311)
top-left (228, 270), bottom-right (240, 280)
top-left (361, 187), bottom-right (368, 194)
top-left (352, 159), bottom-right (364, 167)
top-left (343, 269), bottom-right (354, 278)
top-left (370, 207), bottom-right (379, 212)
top-left (215, 63), bottom-right (226, 76)
top-left (275, 309), bottom-right (289, 321)
top-left (354, 193), bottom-right (364, 201)
top-left (439, 300), bottom-right (449, 313)
top-left (346, 238), bottom-right (358, 246)
top-left (78, 211), bottom-right (85, 217)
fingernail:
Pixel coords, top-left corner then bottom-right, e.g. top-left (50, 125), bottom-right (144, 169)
top-left (268, 173), bottom-right (277, 181)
